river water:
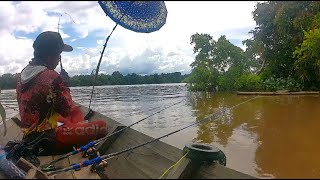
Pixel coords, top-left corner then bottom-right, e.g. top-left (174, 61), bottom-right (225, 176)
top-left (1, 83), bottom-right (320, 178)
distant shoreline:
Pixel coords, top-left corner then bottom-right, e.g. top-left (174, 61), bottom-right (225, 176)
top-left (237, 91), bottom-right (320, 95)
top-left (1, 82), bottom-right (188, 91)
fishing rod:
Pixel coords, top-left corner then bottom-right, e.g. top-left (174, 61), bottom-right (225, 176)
top-left (46, 95), bottom-right (259, 175)
top-left (87, 1), bottom-right (134, 111)
top-left (87, 23), bottom-right (118, 110)
top-left (41, 99), bottom-right (185, 170)
top-left (58, 13), bottom-right (63, 71)
top-left (57, 12), bottom-right (76, 72)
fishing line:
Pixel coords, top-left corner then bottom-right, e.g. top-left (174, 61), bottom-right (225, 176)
top-left (100, 96), bottom-right (259, 159)
top-left (95, 99), bottom-right (185, 144)
top-left (46, 95), bottom-right (259, 175)
top-left (57, 12), bottom-right (77, 71)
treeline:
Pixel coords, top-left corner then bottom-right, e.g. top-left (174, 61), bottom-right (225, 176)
top-left (70, 71), bottom-right (188, 86)
top-left (0, 73), bottom-right (17, 90)
top-left (0, 71), bottom-right (189, 90)
top-left (184, 1), bottom-right (320, 92)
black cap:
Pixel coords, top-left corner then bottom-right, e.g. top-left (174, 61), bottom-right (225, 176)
top-left (33, 31), bottom-right (73, 54)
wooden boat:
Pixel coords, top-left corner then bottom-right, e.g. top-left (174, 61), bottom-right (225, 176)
top-left (0, 103), bottom-right (256, 179)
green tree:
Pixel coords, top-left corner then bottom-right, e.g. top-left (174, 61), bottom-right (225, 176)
top-left (111, 71), bottom-right (124, 85)
top-left (187, 33), bottom-right (248, 91)
top-left (247, 1), bottom-right (320, 82)
top-left (242, 39), bottom-right (265, 75)
top-left (0, 73), bottom-right (17, 90)
top-left (293, 28), bottom-right (320, 89)
top-left (69, 71), bottom-right (188, 87)
top-left (235, 73), bottom-right (262, 91)
top-left (183, 66), bottom-right (218, 91)
top-left (190, 33), bottom-right (214, 69)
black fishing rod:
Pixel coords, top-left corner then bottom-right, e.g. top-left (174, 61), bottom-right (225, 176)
top-left (58, 13), bottom-right (63, 71)
top-left (57, 12), bottom-right (76, 72)
top-left (41, 99), bottom-right (185, 170)
top-left (87, 23), bottom-right (118, 110)
top-left (46, 95), bottom-right (259, 175)
top-left (87, 1), bottom-right (134, 111)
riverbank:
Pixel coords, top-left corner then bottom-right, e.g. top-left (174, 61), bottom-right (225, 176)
top-left (237, 91), bottom-right (320, 95)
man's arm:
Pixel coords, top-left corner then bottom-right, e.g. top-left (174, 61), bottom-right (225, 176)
top-left (51, 72), bottom-right (74, 117)
top-left (60, 68), bottom-right (70, 87)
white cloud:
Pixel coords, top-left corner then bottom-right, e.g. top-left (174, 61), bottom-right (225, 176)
top-left (0, 33), bottom-right (33, 66)
top-left (49, 1), bottom-right (113, 38)
top-left (97, 40), bottom-right (104, 46)
top-left (0, 1), bottom-right (258, 76)
top-left (0, 62), bottom-right (24, 75)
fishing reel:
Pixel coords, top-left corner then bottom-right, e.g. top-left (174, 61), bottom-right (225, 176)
top-left (81, 147), bottom-right (109, 178)
top-left (84, 109), bottom-right (95, 120)
top-left (82, 147), bottom-right (99, 159)
top-left (91, 159), bottom-right (109, 179)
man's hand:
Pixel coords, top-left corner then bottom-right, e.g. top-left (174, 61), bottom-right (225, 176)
top-left (60, 69), bottom-right (70, 86)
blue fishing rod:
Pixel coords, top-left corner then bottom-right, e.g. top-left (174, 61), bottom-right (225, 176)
top-left (45, 96), bottom-right (259, 175)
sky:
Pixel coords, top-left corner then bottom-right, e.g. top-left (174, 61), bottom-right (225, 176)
top-left (0, 1), bottom-right (259, 76)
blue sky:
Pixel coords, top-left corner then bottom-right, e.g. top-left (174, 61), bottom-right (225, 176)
top-left (0, 1), bottom-right (258, 76)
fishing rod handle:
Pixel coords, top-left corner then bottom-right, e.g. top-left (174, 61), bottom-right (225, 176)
top-left (44, 152), bottom-right (72, 167)
top-left (71, 141), bottom-right (96, 155)
top-left (71, 156), bottom-right (103, 170)
top-left (49, 156), bottom-right (103, 175)
top-left (44, 141), bottom-right (96, 169)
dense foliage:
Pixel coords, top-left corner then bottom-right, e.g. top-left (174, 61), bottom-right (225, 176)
top-left (70, 71), bottom-right (188, 87)
top-left (0, 72), bottom-right (189, 90)
top-left (185, 1), bottom-right (320, 92)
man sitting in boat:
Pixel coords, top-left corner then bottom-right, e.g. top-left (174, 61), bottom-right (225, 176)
top-left (15, 31), bottom-right (108, 154)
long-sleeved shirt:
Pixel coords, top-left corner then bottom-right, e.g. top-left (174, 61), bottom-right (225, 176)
top-left (16, 65), bottom-right (73, 135)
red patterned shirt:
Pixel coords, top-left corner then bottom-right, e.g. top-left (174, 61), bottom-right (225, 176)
top-left (16, 66), bottom-right (73, 134)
